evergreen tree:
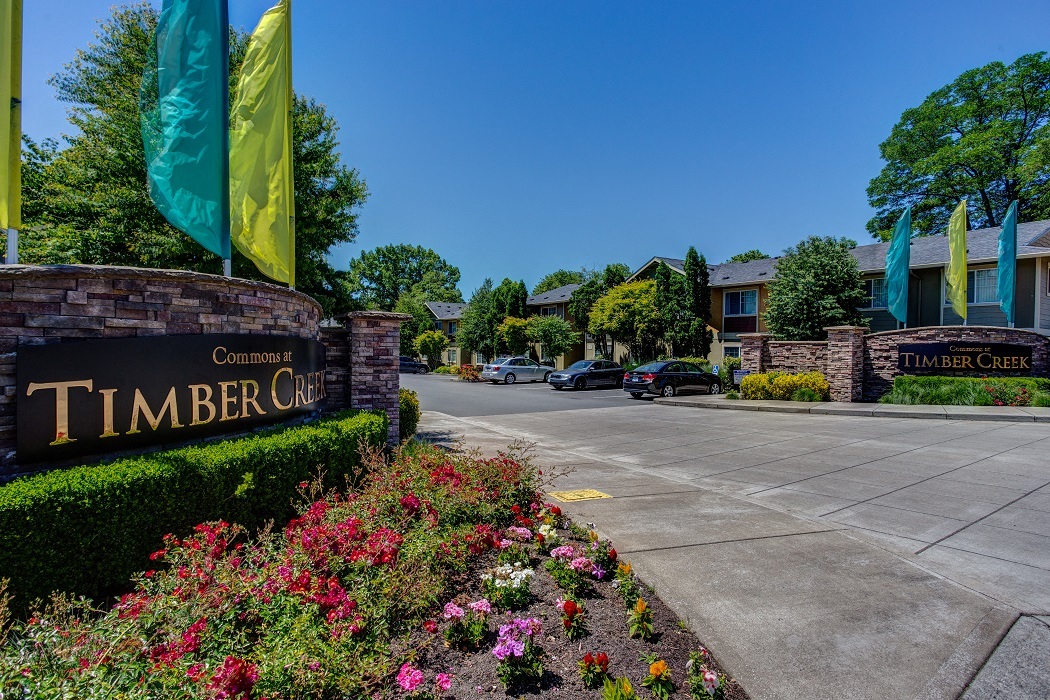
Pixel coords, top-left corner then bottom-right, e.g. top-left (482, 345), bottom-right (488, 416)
top-left (459, 279), bottom-right (495, 361)
top-left (684, 247), bottom-right (713, 357)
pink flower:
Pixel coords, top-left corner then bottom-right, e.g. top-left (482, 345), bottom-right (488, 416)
top-left (569, 557), bottom-right (593, 573)
top-left (467, 599), bottom-right (491, 615)
top-left (435, 672), bottom-right (453, 691)
top-left (550, 545), bottom-right (576, 560)
top-left (498, 538), bottom-right (514, 549)
top-left (443, 601), bottom-right (465, 620)
top-left (397, 663), bottom-right (425, 692)
top-left (702, 668), bottom-right (719, 694)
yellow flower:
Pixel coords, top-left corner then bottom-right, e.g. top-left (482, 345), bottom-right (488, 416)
top-left (634, 598), bottom-right (648, 614)
top-left (588, 530), bottom-right (599, 542)
top-left (618, 562), bottom-right (632, 576)
top-left (620, 677), bottom-right (633, 693)
top-left (649, 660), bottom-right (668, 678)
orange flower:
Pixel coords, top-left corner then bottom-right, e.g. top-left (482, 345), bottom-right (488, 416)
top-left (618, 562), bottom-right (632, 576)
top-left (634, 598), bottom-right (647, 614)
top-left (649, 659), bottom-right (668, 678)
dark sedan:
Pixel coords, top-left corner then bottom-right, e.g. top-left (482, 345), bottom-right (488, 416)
top-left (623, 360), bottom-right (722, 399)
top-left (399, 356), bottom-right (429, 374)
top-left (549, 360), bottom-right (624, 390)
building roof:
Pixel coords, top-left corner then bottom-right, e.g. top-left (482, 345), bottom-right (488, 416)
top-left (527, 283), bottom-right (580, 306)
top-left (424, 301), bottom-right (467, 320)
top-left (634, 219), bottom-right (1050, 288)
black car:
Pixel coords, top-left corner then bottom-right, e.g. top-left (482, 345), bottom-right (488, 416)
top-left (548, 360), bottom-right (624, 390)
top-left (623, 360), bottom-right (722, 399)
top-left (399, 356), bottom-right (429, 374)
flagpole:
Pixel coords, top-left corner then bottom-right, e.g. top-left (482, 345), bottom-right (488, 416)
top-left (285, 0), bottom-right (295, 290)
top-left (220, 0), bottom-right (232, 278)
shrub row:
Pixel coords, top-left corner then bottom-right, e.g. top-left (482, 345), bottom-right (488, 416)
top-left (882, 375), bottom-right (1050, 407)
top-left (0, 410), bottom-right (388, 607)
top-left (740, 371), bottom-right (831, 401)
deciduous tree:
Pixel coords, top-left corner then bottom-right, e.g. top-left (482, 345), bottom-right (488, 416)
top-left (764, 237), bottom-right (867, 340)
top-left (588, 280), bottom-right (660, 362)
top-left (531, 269), bottom-right (587, 295)
top-left (414, 330), bottom-right (449, 369)
top-left (497, 317), bottom-right (531, 356)
top-left (866, 52), bottom-right (1050, 239)
top-left (348, 245), bottom-right (462, 311)
top-left (526, 316), bottom-right (579, 364)
top-left (725, 250), bottom-right (769, 263)
top-left (567, 263), bottom-right (630, 358)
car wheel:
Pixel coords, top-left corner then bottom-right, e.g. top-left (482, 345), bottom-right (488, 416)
top-left (660, 383), bottom-right (677, 398)
top-left (504, 373), bottom-right (516, 385)
top-left (630, 392), bottom-right (644, 399)
top-left (543, 371), bottom-right (552, 383)
top-left (709, 381), bottom-right (721, 395)
top-left (574, 377), bottom-right (587, 391)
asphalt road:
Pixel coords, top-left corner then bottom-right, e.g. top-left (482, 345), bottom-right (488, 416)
top-left (400, 371), bottom-right (639, 417)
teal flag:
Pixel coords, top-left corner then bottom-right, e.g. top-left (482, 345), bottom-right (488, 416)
top-left (998, 200), bottom-right (1018, 325)
top-left (140, 0), bottom-right (230, 259)
top-left (885, 207), bottom-right (911, 324)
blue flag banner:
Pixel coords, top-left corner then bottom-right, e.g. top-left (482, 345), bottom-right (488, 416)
top-left (140, 0), bottom-right (230, 259)
top-left (998, 200), bottom-right (1018, 326)
top-left (885, 207), bottom-right (911, 325)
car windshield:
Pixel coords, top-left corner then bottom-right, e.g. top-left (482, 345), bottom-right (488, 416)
top-left (632, 362), bottom-right (667, 373)
top-left (567, 361), bottom-right (594, 370)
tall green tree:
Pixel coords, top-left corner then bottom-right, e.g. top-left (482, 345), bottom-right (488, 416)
top-left (497, 317), bottom-right (531, 356)
top-left (683, 247), bottom-right (713, 358)
top-left (764, 236), bottom-right (867, 341)
top-left (20, 4), bottom-right (368, 316)
top-left (589, 280), bottom-right (660, 362)
top-left (458, 279), bottom-right (495, 362)
top-left (487, 278), bottom-right (528, 354)
top-left (531, 269), bottom-right (587, 295)
top-left (726, 249), bottom-right (769, 263)
top-left (348, 244), bottom-right (462, 311)
top-left (866, 52), bottom-right (1050, 240)
top-left (654, 262), bottom-right (689, 357)
top-left (526, 316), bottom-right (579, 364)
top-left (413, 330), bottom-right (449, 369)
top-left (567, 263), bottom-right (630, 358)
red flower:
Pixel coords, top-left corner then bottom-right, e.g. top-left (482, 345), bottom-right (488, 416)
top-left (511, 505), bottom-right (522, 514)
top-left (562, 600), bottom-right (579, 617)
top-left (207, 656), bottom-right (259, 700)
top-left (596, 652), bottom-right (609, 671)
top-left (608, 548), bottom-right (617, 562)
top-left (550, 506), bottom-right (562, 517)
top-left (423, 619), bottom-right (438, 634)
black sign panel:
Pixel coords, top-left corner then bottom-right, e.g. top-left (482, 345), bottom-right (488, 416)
top-left (897, 342), bottom-right (1032, 375)
top-left (17, 334), bottom-right (327, 463)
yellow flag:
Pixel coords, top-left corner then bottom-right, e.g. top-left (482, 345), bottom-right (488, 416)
top-left (0, 0), bottom-right (22, 233)
top-left (945, 200), bottom-right (968, 321)
top-left (230, 0), bottom-right (295, 285)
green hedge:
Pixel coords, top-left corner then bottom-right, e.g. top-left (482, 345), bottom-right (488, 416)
top-left (883, 375), bottom-right (1050, 406)
top-left (0, 410), bottom-right (387, 607)
top-left (399, 387), bottom-right (421, 440)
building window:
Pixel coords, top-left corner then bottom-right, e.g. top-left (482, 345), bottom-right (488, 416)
top-left (724, 289), bottom-right (757, 316)
top-left (475, 353), bottom-right (485, 364)
top-left (723, 346), bottom-right (741, 358)
top-left (944, 268), bottom-right (998, 305)
top-left (540, 305), bottom-right (563, 318)
top-left (447, 348), bottom-right (457, 364)
top-left (433, 319), bottom-right (442, 331)
top-left (863, 277), bottom-right (888, 309)
top-left (447, 321), bottom-right (457, 334)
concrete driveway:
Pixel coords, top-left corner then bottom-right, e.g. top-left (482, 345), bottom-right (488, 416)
top-left (414, 384), bottom-right (1050, 699)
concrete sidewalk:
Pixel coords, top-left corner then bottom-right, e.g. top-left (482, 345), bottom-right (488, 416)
top-left (654, 394), bottom-right (1050, 421)
top-left (417, 406), bottom-right (1050, 699)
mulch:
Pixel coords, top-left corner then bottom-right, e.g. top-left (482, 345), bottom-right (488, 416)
top-left (407, 533), bottom-right (749, 699)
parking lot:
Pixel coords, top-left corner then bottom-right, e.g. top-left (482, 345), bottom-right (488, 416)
top-left (401, 371), bottom-right (635, 416)
top-left (410, 374), bottom-right (1050, 699)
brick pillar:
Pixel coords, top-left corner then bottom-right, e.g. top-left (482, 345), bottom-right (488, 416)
top-left (825, 326), bottom-right (866, 403)
top-left (319, 325), bottom-right (350, 412)
top-left (739, 333), bottom-right (769, 373)
top-left (344, 311), bottom-right (412, 444)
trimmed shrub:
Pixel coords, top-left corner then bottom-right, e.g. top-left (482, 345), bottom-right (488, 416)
top-left (433, 365), bottom-right (459, 375)
top-left (741, 371), bottom-right (830, 401)
top-left (460, 365), bottom-right (482, 382)
top-left (882, 375), bottom-right (1050, 407)
top-left (399, 387), bottom-right (421, 440)
top-left (0, 410), bottom-right (387, 607)
top-left (674, 356), bottom-right (713, 372)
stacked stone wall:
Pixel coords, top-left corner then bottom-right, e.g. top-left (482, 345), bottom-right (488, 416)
top-left (863, 326), bottom-right (1050, 401)
top-left (766, 341), bottom-right (828, 374)
top-left (344, 312), bottom-right (407, 444)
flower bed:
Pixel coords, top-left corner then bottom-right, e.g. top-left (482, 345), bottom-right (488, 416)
top-left (0, 443), bottom-right (747, 699)
top-left (879, 375), bottom-right (1050, 407)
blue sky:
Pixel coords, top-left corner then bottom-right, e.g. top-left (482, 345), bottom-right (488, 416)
top-left (21, 1), bottom-right (1050, 296)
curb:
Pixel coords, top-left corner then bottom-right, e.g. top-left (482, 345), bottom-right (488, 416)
top-left (652, 397), bottom-right (1050, 422)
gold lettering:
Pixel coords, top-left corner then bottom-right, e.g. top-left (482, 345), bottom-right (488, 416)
top-left (218, 381), bottom-right (239, 421)
top-left (961, 356), bottom-right (973, 369)
top-left (977, 353), bottom-right (992, 369)
top-left (316, 371), bottom-right (326, 399)
top-left (1021, 356), bottom-right (1030, 369)
top-left (128, 387), bottom-right (183, 434)
top-left (189, 384), bottom-right (217, 426)
top-left (921, 356), bottom-right (937, 368)
top-left (992, 356), bottom-right (1003, 369)
top-left (240, 380), bottom-right (266, 417)
top-left (294, 374), bottom-right (307, 407)
top-left (99, 388), bottom-right (119, 438)
top-left (27, 379), bottom-right (94, 445)
top-left (306, 372), bottom-right (315, 404)
top-left (271, 367), bottom-right (293, 410)
top-left (212, 346), bottom-right (227, 364)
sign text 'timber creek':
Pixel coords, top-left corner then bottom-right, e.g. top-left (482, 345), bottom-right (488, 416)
top-left (897, 342), bottom-right (1033, 374)
top-left (16, 334), bottom-right (327, 463)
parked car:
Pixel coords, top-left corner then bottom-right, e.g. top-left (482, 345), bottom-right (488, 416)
top-left (622, 360), bottom-right (722, 398)
top-left (399, 356), bottom-right (429, 374)
top-left (549, 360), bottom-right (624, 390)
top-left (481, 356), bottom-right (554, 384)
